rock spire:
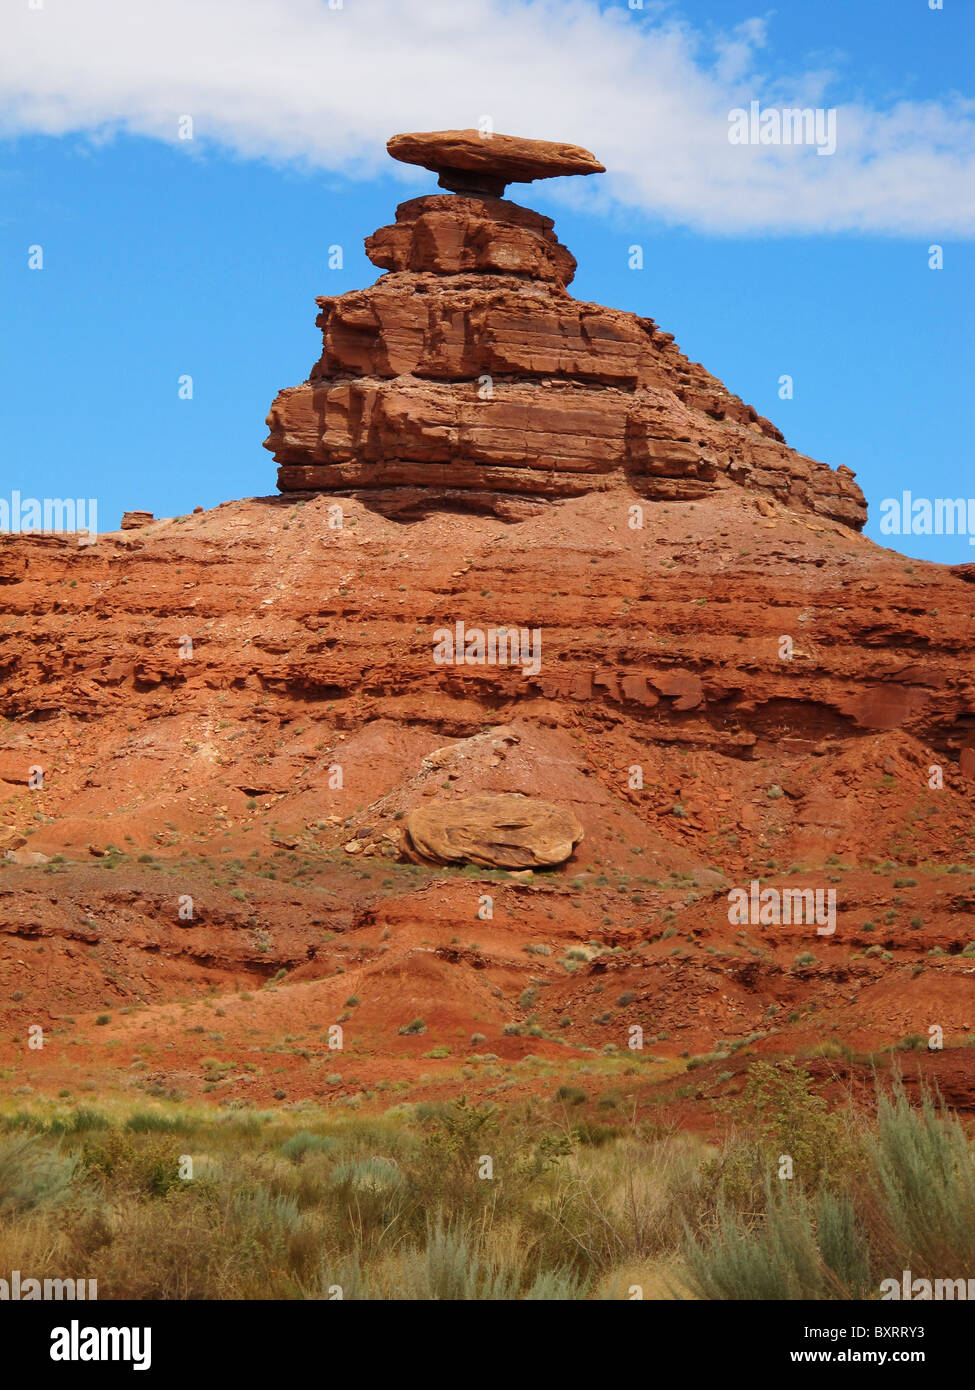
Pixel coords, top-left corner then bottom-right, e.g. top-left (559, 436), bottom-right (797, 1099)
top-left (264, 130), bottom-right (866, 528)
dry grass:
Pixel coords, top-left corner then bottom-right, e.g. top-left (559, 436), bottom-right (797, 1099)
top-left (0, 1067), bottom-right (971, 1299)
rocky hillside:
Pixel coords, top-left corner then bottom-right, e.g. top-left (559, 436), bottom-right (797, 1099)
top-left (1, 131), bottom-right (973, 1121)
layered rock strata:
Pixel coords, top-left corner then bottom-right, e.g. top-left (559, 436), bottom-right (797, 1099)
top-left (264, 134), bottom-right (867, 527)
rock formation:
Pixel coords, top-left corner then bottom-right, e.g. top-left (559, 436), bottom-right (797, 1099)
top-left (265, 129), bottom-right (867, 528)
top-left (405, 792), bottom-right (584, 869)
top-left (3, 128), bottom-right (973, 1121)
top-left (386, 128), bottom-right (605, 198)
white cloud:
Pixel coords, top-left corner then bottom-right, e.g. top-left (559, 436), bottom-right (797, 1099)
top-left (1, 0), bottom-right (973, 235)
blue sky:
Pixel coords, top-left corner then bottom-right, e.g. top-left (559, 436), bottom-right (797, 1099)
top-left (1, 0), bottom-right (972, 560)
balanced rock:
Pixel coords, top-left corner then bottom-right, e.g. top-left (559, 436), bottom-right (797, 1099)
top-left (265, 130), bottom-right (866, 529)
top-left (387, 128), bottom-right (605, 198)
top-left (405, 792), bottom-right (584, 869)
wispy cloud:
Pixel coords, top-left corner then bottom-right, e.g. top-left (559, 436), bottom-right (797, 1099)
top-left (2, 0), bottom-right (973, 235)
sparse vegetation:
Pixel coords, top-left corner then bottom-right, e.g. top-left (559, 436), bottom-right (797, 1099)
top-left (398, 1018), bottom-right (427, 1036)
top-left (0, 1071), bottom-right (968, 1300)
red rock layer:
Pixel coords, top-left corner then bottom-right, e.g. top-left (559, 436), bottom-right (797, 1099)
top-left (265, 194), bottom-right (867, 529)
top-left (1, 494), bottom-right (973, 1110)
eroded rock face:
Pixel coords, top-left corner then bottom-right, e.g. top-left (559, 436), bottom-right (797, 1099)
top-left (365, 195), bottom-right (577, 285)
top-left (265, 163), bottom-right (867, 529)
top-left (2, 491), bottom-right (974, 1104)
top-left (405, 792), bottom-right (584, 868)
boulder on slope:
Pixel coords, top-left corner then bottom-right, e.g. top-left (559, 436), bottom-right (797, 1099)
top-left (405, 792), bottom-right (584, 869)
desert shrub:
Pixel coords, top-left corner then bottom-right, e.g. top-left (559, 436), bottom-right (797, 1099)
top-left (815, 1189), bottom-right (873, 1296)
top-left (47, 1107), bottom-right (112, 1136)
top-left (281, 1131), bottom-right (336, 1163)
top-left (0, 1133), bottom-right (78, 1214)
top-left (520, 1267), bottom-right (589, 1299)
top-left (720, 1060), bottom-right (858, 1197)
top-left (574, 1122), bottom-right (619, 1148)
top-left (325, 1154), bottom-right (408, 1247)
top-left (867, 1077), bottom-right (975, 1272)
top-left (125, 1112), bottom-right (197, 1135)
top-left (555, 1086), bottom-right (587, 1106)
top-left (82, 1131), bottom-right (185, 1198)
top-left (387, 1217), bottom-right (519, 1300)
top-left (68, 1108), bottom-right (111, 1133)
top-left (318, 1216), bottom-right (588, 1301)
top-left (328, 1155), bottom-right (403, 1194)
top-left (84, 1202), bottom-right (228, 1299)
top-left (680, 1181), bottom-right (870, 1300)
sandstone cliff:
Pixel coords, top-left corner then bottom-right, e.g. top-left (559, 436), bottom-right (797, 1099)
top-left (265, 181), bottom-right (866, 528)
